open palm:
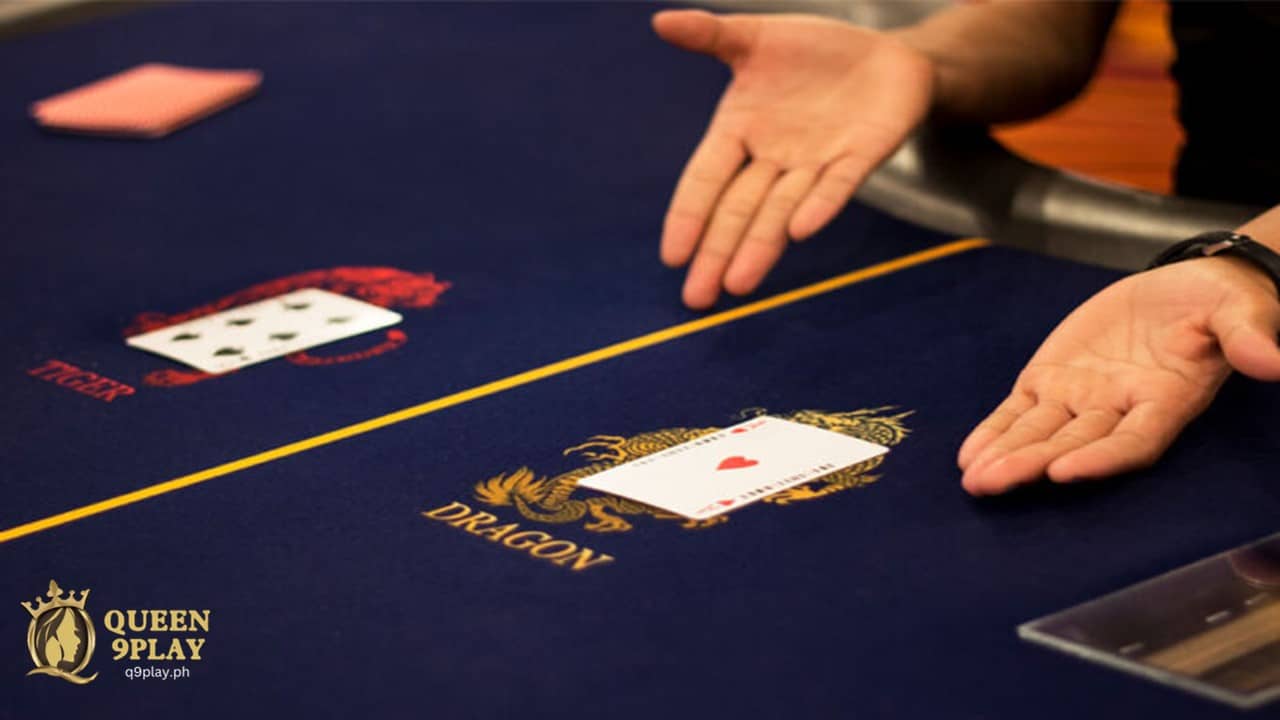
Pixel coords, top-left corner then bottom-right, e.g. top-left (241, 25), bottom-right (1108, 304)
top-left (654, 10), bottom-right (933, 308)
top-left (959, 258), bottom-right (1280, 495)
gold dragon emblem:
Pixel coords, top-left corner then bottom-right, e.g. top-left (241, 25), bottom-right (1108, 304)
top-left (474, 407), bottom-right (911, 533)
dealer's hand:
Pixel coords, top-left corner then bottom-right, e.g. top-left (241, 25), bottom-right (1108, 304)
top-left (653, 10), bottom-right (932, 309)
top-left (959, 257), bottom-right (1280, 495)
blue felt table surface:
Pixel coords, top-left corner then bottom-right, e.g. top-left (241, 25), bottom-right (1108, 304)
top-left (2, 3), bottom-right (1278, 718)
top-left (0, 1), bottom-right (951, 528)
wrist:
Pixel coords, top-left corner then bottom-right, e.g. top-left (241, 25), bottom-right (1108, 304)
top-left (1231, 206), bottom-right (1280, 298)
top-left (1148, 231), bottom-right (1280, 301)
top-left (1235, 228), bottom-right (1280, 255)
top-left (1234, 205), bottom-right (1280, 253)
top-left (1207, 256), bottom-right (1280, 301)
top-left (1222, 234), bottom-right (1280, 301)
top-left (882, 28), bottom-right (939, 106)
top-left (888, 26), bottom-right (965, 125)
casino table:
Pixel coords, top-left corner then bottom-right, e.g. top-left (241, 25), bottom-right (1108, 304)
top-left (3, 2), bottom-right (1279, 717)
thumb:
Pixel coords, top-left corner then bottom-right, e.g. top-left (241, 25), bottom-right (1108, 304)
top-left (652, 10), bottom-right (756, 65)
top-left (1212, 294), bottom-right (1280, 381)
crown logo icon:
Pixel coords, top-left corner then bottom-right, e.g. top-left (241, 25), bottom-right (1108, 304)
top-left (22, 580), bottom-right (89, 618)
top-left (20, 579), bottom-right (98, 685)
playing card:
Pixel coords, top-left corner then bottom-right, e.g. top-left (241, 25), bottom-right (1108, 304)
top-left (578, 416), bottom-right (889, 520)
top-left (31, 63), bottom-right (262, 139)
top-left (126, 288), bottom-right (402, 374)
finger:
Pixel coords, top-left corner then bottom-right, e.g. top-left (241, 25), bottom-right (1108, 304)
top-left (789, 151), bottom-right (879, 240)
top-left (1046, 400), bottom-right (1193, 481)
top-left (963, 408), bottom-right (1122, 496)
top-left (661, 133), bottom-right (747, 269)
top-left (1211, 295), bottom-right (1280, 381)
top-left (651, 10), bottom-right (757, 65)
top-left (961, 401), bottom-right (1073, 494)
top-left (956, 392), bottom-right (1036, 471)
top-left (723, 168), bottom-right (818, 296)
top-left (682, 160), bottom-right (779, 309)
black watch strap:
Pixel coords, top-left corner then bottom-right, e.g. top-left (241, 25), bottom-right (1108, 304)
top-left (1147, 231), bottom-right (1280, 297)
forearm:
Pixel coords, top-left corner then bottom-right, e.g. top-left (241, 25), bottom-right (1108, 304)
top-left (892, 1), bottom-right (1118, 124)
top-left (1238, 205), bottom-right (1280, 252)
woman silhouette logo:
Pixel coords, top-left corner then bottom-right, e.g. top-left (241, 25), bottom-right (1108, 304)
top-left (22, 580), bottom-right (98, 684)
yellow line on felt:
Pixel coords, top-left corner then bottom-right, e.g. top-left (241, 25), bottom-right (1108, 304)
top-left (0, 238), bottom-right (989, 545)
